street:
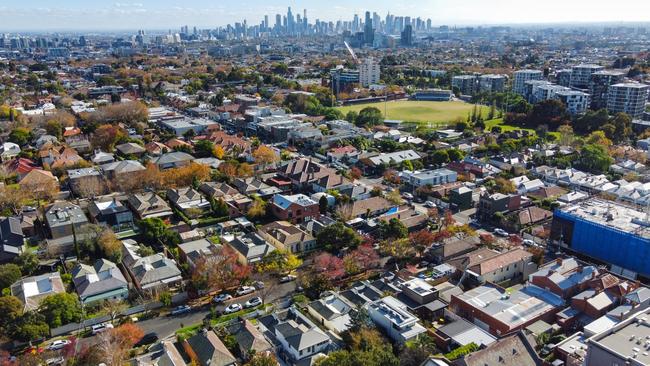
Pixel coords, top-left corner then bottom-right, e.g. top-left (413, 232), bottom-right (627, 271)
top-left (77, 280), bottom-right (299, 349)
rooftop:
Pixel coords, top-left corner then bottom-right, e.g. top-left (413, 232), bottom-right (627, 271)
top-left (589, 309), bottom-right (650, 365)
top-left (557, 199), bottom-right (650, 239)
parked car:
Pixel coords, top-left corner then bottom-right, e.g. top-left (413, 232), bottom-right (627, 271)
top-left (253, 281), bottom-right (265, 290)
top-left (523, 239), bottom-right (535, 247)
top-left (135, 333), bottom-right (159, 347)
top-left (236, 286), bottom-right (255, 296)
top-left (402, 192), bottom-right (414, 200)
top-left (47, 340), bottom-right (70, 351)
top-left (424, 201), bottom-right (436, 208)
top-left (224, 303), bottom-right (243, 314)
top-left (213, 293), bottom-right (233, 304)
top-left (170, 305), bottom-right (191, 316)
top-left (279, 275), bottom-right (296, 283)
top-left (494, 228), bottom-right (509, 237)
top-left (45, 357), bottom-right (64, 366)
top-left (91, 323), bottom-right (114, 335)
top-left (244, 297), bottom-right (262, 309)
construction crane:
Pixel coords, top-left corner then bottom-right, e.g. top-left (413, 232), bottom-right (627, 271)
top-left (344, 41), bottom-right (360, 65)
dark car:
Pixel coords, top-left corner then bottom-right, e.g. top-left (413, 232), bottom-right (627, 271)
top-left (135, 333), bottom-right (159, 347)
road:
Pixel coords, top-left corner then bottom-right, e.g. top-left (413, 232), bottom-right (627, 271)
top-left (77, 280), bottom-right (299, 349)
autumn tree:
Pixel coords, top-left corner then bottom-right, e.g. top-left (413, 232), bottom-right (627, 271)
top-left (0, 185), bottom-right (24, 215)
top-left (97, 323), bottom-right (145, 365)
top-left (350, 166), bottom-right (362, 180)
top-left (246, 353), bottom-right (278, 366)
top-left (379, 238), bottom-right (415, 262)
top-left (313, 252), bottom-right (345, 280)
top-left (91, 124), bottom-right (126, 151)
top-left (252, 145), bottom-right (279, 169)
top-left (409, 230), bottom-right (436, 257)
top-left (258, 250), bottom-right (302, 275)
top-left (97, 228), bottom-right (122, 262)
top-left (343, 244), bottom-right (380, 275)
top-left (493, 177), bottom-right (516, 194)
top-left (237, 162), bottom-right (254, 178)
top-left (191, 246), bottom-right (250, 292)
top-left (247, 195), bottom-right (267, 219)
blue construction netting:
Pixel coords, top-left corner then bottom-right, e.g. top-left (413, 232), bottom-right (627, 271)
top-left (555, 210), bottom-right (650, 276)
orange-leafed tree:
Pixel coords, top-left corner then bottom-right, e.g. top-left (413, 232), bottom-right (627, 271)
top-left (191, 246), bottom-right (250, 292)
top-left (409, 230), bottom-right (436, 257)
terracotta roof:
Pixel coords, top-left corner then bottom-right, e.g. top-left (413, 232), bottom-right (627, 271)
top-left (470, 248), bottom-right (533, 276)
top-left (518, 206), bottom-right (553, 226)
top-left (349, 196), bottom-right (393, 217)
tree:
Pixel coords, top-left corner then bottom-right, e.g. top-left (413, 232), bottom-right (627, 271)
top-left (557, 124), bottom-right (575, 146)
top-left (586, 130), bottom-right (612, 147)
top-left (258, 250), bottom-right (302, 275)
top-left (319, 328), bottom-right (398, 366)
top-left (138, 217), bottom-right (180, 247)
top-left (8, 127), bottom-right (31, 146)
top-left (385, 189), bottom-right (403, 205)
top-left (431, 150), bottom-right (450, 166)
top-left (247, 195), bottom-right (267, 219)
top-left (379, 238), bottom-right (415, 262)
top-left (576, 144), bottom-right (613, 174)
top-left (409, 230), bottom-right (436, 257)
top-left (447, 148), bottom-right (464, 162)
top-left (44, 120), bottom-right (63, 139)
top-left (14, 252), bottom-right (39, 275)
top-left (191, 246), bottom-right (250, 292)
top-left (246, 353), bottom-right (278, 366)
top-left (9, 311), bottom-right (49, 342)
top-left (494, 177), bottom-right (516, 194)
top-left (319, 195), bottom-right (328, 214)
top-left (39, 292), bottom-right (83, 328)
top-left (343, 244), bottom-right (380, 275)
top-left (97, 228), bottom-right (122, 262)
top-left (91, 124), bottom-right (126, 152)
top-left (193, 139), bottom-right (215, 158)
top-left (0, 264), bottom-right (21, 290)
top-left (213, 145), bottom-right (225, 159)
top-left (237, 162), bottom-right (254, 178)
top-left (0, 295), bottom-right (24, 332)
top-left (316, 222), bottom-right (361, 252)
top-left (252, 145), bottom-right (279, 168)
top-left (313, 252), bottom-right (345, 280)
top-left (355, 107), bottom-right (383, 127)
top-left (97, 323), bottom-right (145, 365)
top-left (377, 218), bottom-right (408, 240)
top-left (527, 99), bottom-right (570, 129)
top-left (211, 197), bottom-right (230, 218)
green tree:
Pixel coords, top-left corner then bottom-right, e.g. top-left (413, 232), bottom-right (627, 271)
top-left (138, 217), bottom-right (180, 246)
top-left (210, 197), bottom-right (230, 218)
top-left (577, 144), bottom-right (613, 174)
top-left (0, 295), bottom-right (24, 332)
top-left (378, 218), bottom-right (408, 240)
top-left (431, 150), bottom-right (450, 166)
top-left (39, 292), bottom-right (83, 328)
top-left (319, 195), bottom-right (328, 214)
top-left (14, 252), bottom-right (39, 275)
top-left (356, 107), bottom-right (383, 127)
top-left (0, 263), bottom-right (21, 290)
top-left (9, 311), bottom-right (49, 342)
top-left (194, 139), bottom-right (215, 158)
top-left (447, 148), bottom-right (465, 162)
top-left (316, 222), bottom-right (362, 252)
top-left (9, 127), bottom-right (32, 146)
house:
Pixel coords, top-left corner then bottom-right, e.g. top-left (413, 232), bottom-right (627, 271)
top-left (101, 160), bottom-right (146, 180)
top-left (183, 330), bottom-right (236, 366)
top-left (347, 196), bottom-right (394, 218)
top-left (224, 232), bottom-right (274, 264)
top-left (115, 142), bottom-right (146, 157)
top-left (258, 306), bottom-right (332, 364)
top-left (312, 172), bottom-right (353, 193)
top-left (450, 284), bottom-right (564, 337)
top-left (166, 187), bottom-right (211, 217)
top-left (4, 157), bottom-right (38, 180)
top-left (400, 169), bottom-right (457, 188)
top-left (278, 158), bottom-right (336, 190)
top-left (87, 197), bottom-right (135, 233)
top-left (91, 150), bottom-right (115, 165)
top-left (477, 193), bottom-right (522, 222)
top-left (571, 289), bottom-right (618, 319)
top-left (366, 296), bottom-right (427, 343)
top-left (456, 331), bottom-right (542, 366)
top-left (153, 152), bottom-right (194, 170)
top-left (18, 169), bottom-right (59, 194)
top-left (226, 319), bottom-right (273, 362)
top-left (232, 177), bottom-right (280, 197)
top-left (0, 217), bottom-right (24, 263)
top-left (464, 248), bottom-right (537, 285)
top-left (71, 259), bottom-right (129, 304)
top-left (271, 194), bottom-right (319, 224)
top-left (199, 182), bottom-right (251, 218)
top-left (128, 192), bottom-right (173, 220)
top-left (145, 141), bottom-right (168, 156)
top-left (0, 142), bottom-right (20, 161)
top-left (360, 150), bottom-right (421, 173)
top-left (510, 176), bottom-right (545, 195)
top-left (67, 167), bottom-right (104, 196)
top-left (513, 206), bottom-right (553, 228)
top-left (11, 272), bottom-right (65, 311)
top-left (121, 239), bottom-right (182, 292)
top-left (259, 221), bottom-right (317, 254)
top-left (307, 292), bottom-right (354, 334)
top-left (134, 340), bottom-right (186, 366)
top-left (44, 202), bottom-right (89, 239)
top-left (327, 145), bottom-right (359, 162)
top-left (528, 258), bottom-right (599, 299)
top-left (427, 237), bottom-right (479, 264)
top-left (435, 316), bottom-right (496, 351)
top-left (178, 239), bottom-right (221, 269)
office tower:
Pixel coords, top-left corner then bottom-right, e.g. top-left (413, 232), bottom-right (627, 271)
top-left (353, 14), bottom-right (359, 32)
top-left (275, 14), bottom-right (282, 31)
top-left (401, 24), bottom-right (413, 46)
top-left (364, 11), bottom-right (374, 46)
top-left (513, 69), bottom-right (543, 96)
top-left (427, 19), bottom-right (432, 30)
top-left (570, 64), bottom-right (604, 89)
top-left (589, 70), bottom-right (626, 110)
top-left (607, 83), bottom-right (650, 119)
top-left (287, 7), bottom-right (294, 34)
top-left (359, 57), bottom-right (380, 87)
top-left (264, 15), bottom-right (269, 31)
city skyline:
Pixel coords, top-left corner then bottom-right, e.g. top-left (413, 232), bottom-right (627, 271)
top-left (2, 0), bottom-right (650, 31)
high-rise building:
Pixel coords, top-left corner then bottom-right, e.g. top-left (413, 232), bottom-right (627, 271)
top-left (589, 70), bottom-right (626, 110)
top-left (275, 14), bottom-right (282, 31)
top-left (570, 64), bottom-right (604, 89)
top-left (555, 69), bottom-right (572, 87)
top-left (555, 90), bottom-right (590, 115)
top-left (479, 74), bottom-right (507, 93)
top-left (513, 69), bottom-right (544, 96)
top-left (287, 7), bottom-right (294, 34)
top-left (607, 82), bottom-right (650, 119)
top-left (359, 57), bottom-right (381, 87)
top-left (452, 75), bottom-right (478, 95)
top-left (401, 24), bottom-right (413, 46)
top-left (364, 11), bottom-right (374, 46)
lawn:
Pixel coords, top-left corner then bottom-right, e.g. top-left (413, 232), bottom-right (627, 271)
top-left (337, 100), bottom-right (488, 127)
top-left (485, 118), bottom-right (560, 139)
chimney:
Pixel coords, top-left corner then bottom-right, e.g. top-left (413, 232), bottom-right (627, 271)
top-left (556, 258), bottom-right (563, 266)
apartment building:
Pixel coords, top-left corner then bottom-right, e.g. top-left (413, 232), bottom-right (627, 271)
top-left (607, 82), bottom-right (650, 119)
top-left (513, 70), bottom-right (543, 96)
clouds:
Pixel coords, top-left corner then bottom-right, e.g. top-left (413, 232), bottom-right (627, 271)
top-left (0, 0), bottom-right (648, 31)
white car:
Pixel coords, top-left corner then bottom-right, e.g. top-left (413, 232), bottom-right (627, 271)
top-left (213, 293), bottom-right (233, 304)
top-left (224, 303), bottom-right (243, 314)
top-left (523, 239), bottom-right (535, 246)
top-left (494, 228), bottom-right (509, 237)
top-left (91, 323), bottom-right (114, 335)
top-left (244, 297), bottom-right (262, 309)
top-left (402, 192), bottom-right (414, 200)
top-left (279, 275), bottom-right (297, 283)
top-left (47, 340), bottom-right (70, 351)
top-left (424, 201), bottom-right (436, 208)
top-left (236, 286), bottom-right (255, 296)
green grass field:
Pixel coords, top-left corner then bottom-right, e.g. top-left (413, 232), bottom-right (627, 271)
top-left (337, 100), bottom-right (488, 126)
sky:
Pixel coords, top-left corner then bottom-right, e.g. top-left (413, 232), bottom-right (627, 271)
top-left (2, 0), bottom-right (650, 31)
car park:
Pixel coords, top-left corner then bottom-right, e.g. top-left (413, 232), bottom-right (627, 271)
top-left (213, 293), bottom-right (233, 304)
top-left (91, 323), bottom-right (114, 335)
top-left (244, 297), bottom-right (262, 308)
top-left (46, 340), bottom-right (70, 351)
top-left (236, 286), bottom-right (255, 296)
top-left (170, 305), bottom-right (191, 315)
top-left (224, 303), bottom-right (243, 314)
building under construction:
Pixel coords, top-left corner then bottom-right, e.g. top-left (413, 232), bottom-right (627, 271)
top-left (551, 199), bottom-right (650, 278)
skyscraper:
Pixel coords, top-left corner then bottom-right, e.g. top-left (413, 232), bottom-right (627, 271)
top-left (287, 7), bottom-right (294, 34)
top-left (401, 24), bottom-right (413, 46)
top-left (364, 11), bottom-right (374, 46)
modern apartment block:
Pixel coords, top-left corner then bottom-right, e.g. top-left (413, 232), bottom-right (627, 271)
top-left (606, 82), bottom-right (650, 119)
top-left (570, 64), bottom-right (604, 89)
top-left (359, 57), bottom-right (380, 87)
top-left (555, 69), bottom-right (572, 87)
top-left (589, 70), bottom-right (626, 110)
top-left (556, 90), bottom-right (590, 115)
top-left (452, 75), bottom-right (478, 95)
top-left (513, 69), bottom-right (543, 96)
top-left (478, 74), bottom-right (506, 93)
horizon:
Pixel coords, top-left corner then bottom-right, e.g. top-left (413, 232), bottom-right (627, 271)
top-left (2, 0), bottom-right (650, 32)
